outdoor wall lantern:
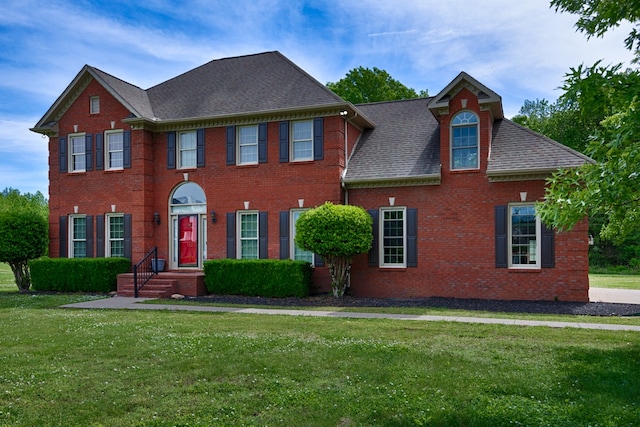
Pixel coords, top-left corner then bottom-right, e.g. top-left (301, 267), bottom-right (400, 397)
top-left (210, 210), bottom-right (217, 224)
top-left (153, 212), bottom-right (160, 225)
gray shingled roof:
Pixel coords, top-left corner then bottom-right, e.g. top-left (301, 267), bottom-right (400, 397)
top-left (89, 67), bottom-right (155, 119)
top-left (344, 98), bottom-right (592, 185)
top-left (344, 98), bottom-right (440, 183)
top-left (146, 51), bottom-right (345, 120)
top-left (488, 119), bottom-right (592, 174)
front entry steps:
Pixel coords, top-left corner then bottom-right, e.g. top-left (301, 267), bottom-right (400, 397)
top-left (117, 271), bottom-right (207, 298)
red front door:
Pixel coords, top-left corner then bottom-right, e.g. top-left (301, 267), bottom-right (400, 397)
top-left (178, 215), bottom-right (198, 267)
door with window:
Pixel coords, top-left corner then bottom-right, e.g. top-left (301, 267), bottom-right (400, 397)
top-left (169, 183), bottom-right (207, 269)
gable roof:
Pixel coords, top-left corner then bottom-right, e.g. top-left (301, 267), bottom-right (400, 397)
top-left (343, 98), bottom-right (441, 188)
top-left (428, 71), bottom-right (503, 120)
top-left (32, 51), bottom-right (373, 134)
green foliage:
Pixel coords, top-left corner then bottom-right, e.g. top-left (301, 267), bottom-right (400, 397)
top-left (29, 257), bottom-right (131, 292)
top-left (536, 64), bottom-right (640, 242)
top-left (295, 202), bottom-right (373, 257)
top-left (551, 0), bottom-right (640, 60)
top-left (327, 66), bottom-right (427, 104)
top-left (204, 259), bottom-right (312, 297)
top-left (295, 202), bottom-right (372, 297)
top-left (0, 187), bottom-right (49, 291)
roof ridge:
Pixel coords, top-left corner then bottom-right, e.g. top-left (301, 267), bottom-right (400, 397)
top-left (355, 97), bottom-right (432, 107)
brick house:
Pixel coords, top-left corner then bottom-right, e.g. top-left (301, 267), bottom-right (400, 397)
top-left (31, 51), bottom-right (591, 301)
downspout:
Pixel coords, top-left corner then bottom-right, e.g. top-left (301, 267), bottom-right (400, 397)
top-left (341, 110), bottom-right (358, 206)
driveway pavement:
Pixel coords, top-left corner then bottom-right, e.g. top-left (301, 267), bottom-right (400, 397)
top-left (62, 288), bottom-right (640, 332)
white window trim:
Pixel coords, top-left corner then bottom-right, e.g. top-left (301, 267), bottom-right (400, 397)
top-left (69, 214), bottom-right (87, 258)
top-left (291, 120), bottom-right (314, 162)
top-left (237, 125), bottom-right (259, 165)
top-left (380, 206), bottom-right (407, 268)
top-left (68, 132), bottom-right (86, 173)
top-left (90, 96), bottom-right (100, 114)
top-left (450, 111), bottom-right (479, 171)
top-left (508, 203), bottom-right (541, 269)
top-left (178, 130), bottom-right (197, 169)
top-left (104, 129), bottom-right (124, 170)
top-left (106, 213), bottom-right (124, 258)
top-left (237, 211), bottom-right (259, 260)
top-left (290, 209), bottom-right (314, 265)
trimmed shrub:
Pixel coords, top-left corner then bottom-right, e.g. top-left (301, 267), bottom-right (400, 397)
top-left (30, 257), bottom-right (131, 292)
top-left (204, 259), bottom-right (312, 298)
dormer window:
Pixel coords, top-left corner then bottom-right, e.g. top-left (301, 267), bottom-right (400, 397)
top-left (451, 111), bottom-right (479, 170)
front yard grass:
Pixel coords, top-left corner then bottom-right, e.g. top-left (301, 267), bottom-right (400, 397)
top-left (1, 294), bottom-right (639, 426)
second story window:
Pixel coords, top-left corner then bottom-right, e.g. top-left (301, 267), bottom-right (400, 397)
top-left (451, 111), bottom-right (479, 170)
top-left (105, 130), bottom-right (123, 170)
top-left (238, 125), bottom-right (258, 165)
top-left (178, 131), bottom-right (197, 169)
top-left (69, 133), bottom-right (86, 172)
top-left (291, 120), bottom-right (313, 161)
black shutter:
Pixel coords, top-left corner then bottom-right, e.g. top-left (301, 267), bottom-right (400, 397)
top-left (368, 209), bottom-right (379, 267)
top-left (279, 121), bottom-right (289, 163)
top-left (85, 215), bottom-right (94, 258)
top-left (226, 213), bottom-right (236, 258)
top-left (259, 212), bottom-right (268, 259)
top-left (59, 216), bottom-right (68, 258)
top-left (59, 137), bottom-right (67, 172)
top-left (226, 126), bottom-right (235, 165)
top-left (95, 133), bottom-right (104, 170)
top-left (196, 128), bottom-right (205, 167)
top-left (258, 123), bottom-right (268, 163)
top-left (279, 211), bottom-right (289, 260)
top-left (167, 131), bottom-right (176, 169)
top-left (406, 208), bottom-right (418, 268)
top-left (85, 134), bottom-right (93, 171)
top-left (313, 118), bottom-right (324, 161)
top-left (315, 255), bottom-right (325, 267)
top-left (541, 221), bottom-right (555, 268)
top-left (123, 214), bottom-right (132, 260)
top-left (495, 206), bottom-right (508, 268)
top-left (123, 130), bottom-right (131, 169)
top-left (96, 215), bottom-right (105, 257)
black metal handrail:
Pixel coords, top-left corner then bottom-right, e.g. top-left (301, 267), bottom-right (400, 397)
top-left (133, 247), bottom-right (158, 298)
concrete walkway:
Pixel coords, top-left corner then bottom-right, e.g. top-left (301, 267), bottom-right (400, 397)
top-left (589, 287), bottom-right (640, 304)
top-left (62, 288), bottom-right (640, 332)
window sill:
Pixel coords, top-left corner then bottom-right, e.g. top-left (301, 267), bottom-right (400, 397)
top-left (104, 168), bottom-right (124, 173)
top-left (235, 163), bottom-right (259, 168)
top-left (290, 159), bottom-right (314, 165)
top-left (378, 267), bottom-right (407, 272)
top-left (449, 169), bottom-right (480, 174)
top-left (508, 267), bottom-right (541, 273)
top-left (66, 171), bottom-right (86, 175)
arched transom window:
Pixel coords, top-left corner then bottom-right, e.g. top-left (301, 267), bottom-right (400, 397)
top-left (451, 111), bottom-right (479, 170)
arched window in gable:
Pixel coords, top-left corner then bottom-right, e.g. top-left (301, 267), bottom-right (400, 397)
top-left (450, 111), bottom-right (479, 170)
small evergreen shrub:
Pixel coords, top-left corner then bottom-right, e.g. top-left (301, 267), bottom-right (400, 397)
top-left (203, 259), bottom-right (312, 298)
top-left (30, 257), bottom-right (131, 292)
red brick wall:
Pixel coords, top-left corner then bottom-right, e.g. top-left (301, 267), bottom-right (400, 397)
top-left (346, 87), bottom-right (589, 302)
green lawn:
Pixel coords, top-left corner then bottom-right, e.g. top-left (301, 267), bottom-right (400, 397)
top-left (1, 263), bottom-right (640, 425)
top-left (0, 299), bottom-right (639, 426)
top-left (589, 273), bottom-right (640, 289)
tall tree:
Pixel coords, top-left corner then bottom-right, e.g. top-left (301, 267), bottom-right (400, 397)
top-left (536, 0), bottom-right (640, 245)
top-left (0, 188), bottom-right (49, 292)
top-left (551, 0), bottom-right (640, 61)
top-left (327, 66), bottom-right (427, 104)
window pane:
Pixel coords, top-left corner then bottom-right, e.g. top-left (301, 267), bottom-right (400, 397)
top-left (382, 209), bottom-right (405, 266)
top-left (239, 213), bottom-right (259, 259)
top-left (72, 217), bottom-right (86, 258)
top-left (179, 132), bottom-right (197, 168)
top-left (71, 137), bottom-right (85, 171)
top-left (238, 126), bottom-right (258, 164)
top-left (109, 216), bottom-right (124, 239)
top-left (510, 205), bottom-right (537, 265)
top-left (292, 121), bottom-right (313, 161)
top-left (292, 210), bottom-right (313, 263)
top-left (108, 132), bottom-right (124, 169)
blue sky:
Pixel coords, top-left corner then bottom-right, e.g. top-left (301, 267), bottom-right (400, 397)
top-left (0, 0), bottom-right (635, 196)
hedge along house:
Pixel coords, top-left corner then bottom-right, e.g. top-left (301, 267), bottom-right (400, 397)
top-left (31, 51), bottom-right (592, 301)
